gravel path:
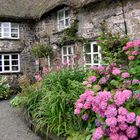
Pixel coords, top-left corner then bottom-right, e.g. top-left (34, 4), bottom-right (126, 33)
top-left (0, 100), bottom-right (41, 140)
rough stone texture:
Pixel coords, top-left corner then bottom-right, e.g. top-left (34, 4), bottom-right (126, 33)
top-left (78, 0), bottom-right (140, 40)
top-left (0, 21), bottom-right (36, 83)
top-left (0, 100), bottom-right (41, 140)
top-left (1, 0), bottom-right (140, 78)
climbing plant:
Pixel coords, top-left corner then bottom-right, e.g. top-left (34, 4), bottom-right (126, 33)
top-left (31, 43), bottom-right (52, 58)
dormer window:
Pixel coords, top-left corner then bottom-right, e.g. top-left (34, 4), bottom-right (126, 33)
top-left (0, 22), bottom-right (19, 39)
top-left (57, 8), bottom-right (70, 31)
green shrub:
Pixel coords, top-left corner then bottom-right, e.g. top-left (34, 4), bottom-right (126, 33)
top-left (11, 68), bottom-right (87, 137)
top-left (0, 76), bottom-right (11, 99)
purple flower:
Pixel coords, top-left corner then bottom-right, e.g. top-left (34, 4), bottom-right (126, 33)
top-left (92, 127), bottom-right (103, 139)
top-left (88, 76), bottom-right (97, 83)
top-left (106, 117), bottom-right (117, 127)
top-left (121, 72), bottom-right (130, 78)
top-left (112, 67), bottom-right (120, 75)
top-left (126, 112), bottom-right (135, 124)
top-left (99, 77), bottom-right (107, 84)
top-left (81, 113), bottom-right (89, 121)
top-left (136, 116), bottom-right (140, 127)
top-left (126, 126), bottom-right (138, 139)
top-left (105, 105), bottom-right (117, 118)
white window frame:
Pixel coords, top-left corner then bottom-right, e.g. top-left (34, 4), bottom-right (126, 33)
top-left (84, 42), bottom-right (101, 67)
top-left (57, 8), bottom-right (70, 31)
top-left (0, 53), bottom-right (20, 73)
top-left (61, 45), bottom-right (74, 65)
top-left (0, 22), bottom-right (19, 39)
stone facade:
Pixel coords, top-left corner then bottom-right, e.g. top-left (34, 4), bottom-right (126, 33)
top-left (0, 21), bottom-right (36, 83)
top-left (0, 0), bottom-right (140, 83)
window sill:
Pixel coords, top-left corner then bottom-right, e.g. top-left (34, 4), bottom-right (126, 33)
top-left (0, 72), bottom-right (23, 75)
top-left (0, 38), bottom-right (20, 41)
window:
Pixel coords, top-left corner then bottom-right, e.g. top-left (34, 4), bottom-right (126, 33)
top-left (57, 8), bottom-right (70, 31)
top-left (61, 46), bottom-right (74, 65)
top-left (84, 42), bottom-right (101, 67)
top-left (0, 22), bottom-right (19, 39)
top-left (0, 54), bottom-right (20, 73)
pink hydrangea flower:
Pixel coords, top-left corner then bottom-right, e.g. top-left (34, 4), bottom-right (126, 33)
top-left (119, 135), bottom-right (128, 140)
top-left (128, 55), bottom-right (135, 60)
top-left (114, 91), bottom-right (126, 106)
top-left (82, 81), bottom-right (88, 85)
top-left (105, 105), bottom-right (117, 118)
top-left (74, 109), bottom-right (81, 115)
top-left (109, 133), bottom-right (119, 140)
top-left (117, 115), bottom-right (126, 123)
top-left (92, 127), bottom-right (103, 140)
top-left (126, 112), bottom-right (135, 124)
top-left (126, 126), bottom-right (138, 138)
top-left (81, 113), bottom-right (89, 121)
top-left (118, 107), bottom-right (128, 116)
top-left (119, 123), bottom-right (128, 131)
top-left (121, 72), bottom-right (130, 78)
top-left (99, 77), bottom-right (107, 84)
top-left (132, 50), bottom-right (139, 55)
top-left (106, 117), bottom-right (117, 127)
top-left (112, 67), bottom-right (120, 75)
top-left (123, 90), bottom-right (132, 100)
top-left (136, 116), bottom-right (140, 127)
top-left (88, 76), bottom-right (97, 83)
top-left (110, 126), bottom-right (119, 133)
top-left (132, 79), bottom-right (139, 84)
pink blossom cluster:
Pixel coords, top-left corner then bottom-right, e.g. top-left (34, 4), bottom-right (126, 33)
top-left (91, 105), bottom-right (140, 140)
top-left (123, 39), bottom-right (140, 61)
top-left (75, 88), bottom-right (140, 139)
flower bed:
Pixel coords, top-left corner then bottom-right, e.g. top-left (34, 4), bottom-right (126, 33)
top-left (74, 39), bottom-right (140, 139)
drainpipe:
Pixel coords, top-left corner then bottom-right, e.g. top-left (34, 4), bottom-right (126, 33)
top-left (120, 0), bottom-right (128, 35)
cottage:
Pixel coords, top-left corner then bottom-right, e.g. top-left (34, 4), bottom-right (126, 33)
top-left (0, 0), bottom-right (140, 83)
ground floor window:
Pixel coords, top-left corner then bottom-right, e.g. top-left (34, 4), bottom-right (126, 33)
top-left (61, 45), bottom-right (74, 65)
top-left (0, 53), bottom-right (20, 73)
top-left (84, 42), bottom-right (101, 67)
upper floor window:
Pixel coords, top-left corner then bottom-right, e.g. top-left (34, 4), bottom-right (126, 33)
top-left (0, 22), bottom-right (19, 39)
top-left (61, 45), bottom-right (74, 65)
top-left (57, 8), bottom-right (70, 31)
top-left (0, 53), bottom-right (20, 73)
top-left (84, 42), bottom-right (101, 67)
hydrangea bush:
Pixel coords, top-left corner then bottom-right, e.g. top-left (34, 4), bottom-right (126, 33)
top-left (74, 39), bottom-right (140, 140)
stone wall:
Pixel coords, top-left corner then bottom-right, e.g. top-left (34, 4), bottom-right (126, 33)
top-left (0, 21), bottom-right (36, 83)
top-left (78, 0), bottom-right (140, 40)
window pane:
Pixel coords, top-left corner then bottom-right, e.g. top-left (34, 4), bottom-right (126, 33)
top-left (3, 23), bottom-right (10, 27)
top-left (93, 44), bottom-right (98, 52)
top-left (58, 11), bottom-right (64, 20)
top-left (12, 55), bottom-right (18, 59)
top-left (63, 56), bottom-right (67, 62)
top-left (4, 55), bottom-right (9, 59)
top-left (85, 45), bottom-right (91, 53)
top-left (11, 33), bottom-right (18, 38)
top-left (68, 47), bottom-right (72, 54)
top-left (12, 66), bottom-right (18, 71)
top-left (59, 20), bottom-right (64, 30)
top-left (93, 54), bottom-right (99, 63)
top-left (63, 47), bottom-right (67, 55)
top-left (85, 54), bottom-right (91, 63)
top-left (11, 29), bottom-right (18, 32)
top-left (4, 61), bottom-right (10, 65)
top-left (0, 55), bottom-right (1, 59)
top-left (65, 18), bottom-right (70, 27)
top-left (65, 10), bottom-right (70, 18)
top-left (11, 23), bottom-right (18, 28)
top-left (0, 67), bottom-right (2, 71)
top-left (12, 60), bottom-right (18, 65)
top-left (4, 66), bottom-right (10, 71)
top-left (0, 61), bottom-right (2, 66)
